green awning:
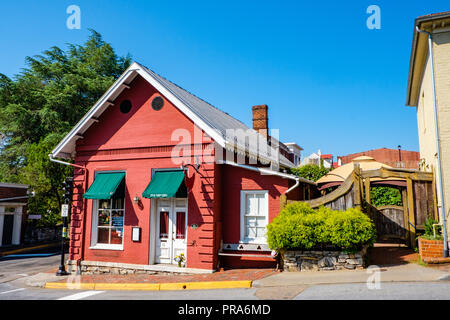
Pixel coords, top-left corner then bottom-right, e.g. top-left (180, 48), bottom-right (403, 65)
top-left (83, 172), bottom-right (125, 199)
top-left (142, 170), bottom-right (185, 198)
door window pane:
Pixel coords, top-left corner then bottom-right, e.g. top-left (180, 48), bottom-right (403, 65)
top-left (160, 211), bottom-right (169, 239)
top-left (176, 211), bottom-right (186, 239)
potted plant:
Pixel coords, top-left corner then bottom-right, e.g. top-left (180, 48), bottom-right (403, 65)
top-left (418, 218), bottom-right (444, 262)
top-left (174, 253), bottom-right (186, 267)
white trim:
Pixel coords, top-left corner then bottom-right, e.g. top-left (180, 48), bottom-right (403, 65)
top-left (136, 64), bottom-right (226, 148)
top-left (219, 159), bottom-right (312, 184)
top-left (49, 62), bottom-right (294, 169)
top-left (89, 244), bottom-right (124, 251)
top-left (50, 62), bottom-right (226, 159)
top-left (0, 204), bottom-right (24, 246)
top-left (149, 198), bottom-right (157, 265)
top-left (240, 190), bottom-right (269, 244)
top-left (51, 65), bottom-right (140, 159)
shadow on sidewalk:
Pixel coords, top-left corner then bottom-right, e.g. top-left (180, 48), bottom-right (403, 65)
top-left (367, 242), bottom-right (418, 266)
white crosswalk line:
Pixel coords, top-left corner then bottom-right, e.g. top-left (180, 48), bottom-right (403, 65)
top-left (57, 290), bottom-right (104, 300)
top-left (0, 288), bottom-right (25, 295)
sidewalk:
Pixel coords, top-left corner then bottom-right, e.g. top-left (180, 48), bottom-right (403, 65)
top-left (252, 263), bottom-right (449, 287)
top-left (35, 243), bottom-right (450, 291)
top-left (39, 268), bottom-right (276, 291)
top-left (38, 262), bottom-right (449, 291)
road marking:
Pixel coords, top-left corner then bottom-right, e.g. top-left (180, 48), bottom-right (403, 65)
top-left (58, 290), bottom-right (105, 300)
top-left (0, 288), bottom-right (25, 295)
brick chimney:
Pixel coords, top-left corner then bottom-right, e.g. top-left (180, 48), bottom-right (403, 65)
top-left (252, 104), bottom-right (268, 138)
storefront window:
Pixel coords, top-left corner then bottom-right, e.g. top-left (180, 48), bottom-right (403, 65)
top-left (96, 197), bottom-right (125, 245)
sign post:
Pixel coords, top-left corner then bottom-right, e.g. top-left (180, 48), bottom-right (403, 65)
top-left (56, 177), bottom-right (73, 276)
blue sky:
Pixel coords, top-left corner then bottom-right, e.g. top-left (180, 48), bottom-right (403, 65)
top-left (0, 1), bottom-right (448, 159)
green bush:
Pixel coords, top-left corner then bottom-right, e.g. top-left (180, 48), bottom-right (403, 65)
top-left (267, 203), bottom-right (376, 251)
top-left (370, 186), bottom-right (402, 207)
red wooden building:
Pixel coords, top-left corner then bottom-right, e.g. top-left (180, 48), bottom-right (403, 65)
top-left (50, 62), bottom-right (314, 272)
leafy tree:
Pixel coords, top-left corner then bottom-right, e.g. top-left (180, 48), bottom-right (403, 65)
top-left (290, 164), bottom-right (331, 182)
top-left (0, 30), bottom-right (131, 226)
top-left (370, 186), bottom-right (403, 207)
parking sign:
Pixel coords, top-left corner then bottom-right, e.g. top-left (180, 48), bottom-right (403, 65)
top-left (61, 204), bottom-right (69, 217)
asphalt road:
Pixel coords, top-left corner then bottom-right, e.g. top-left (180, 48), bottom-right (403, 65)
top-left (0, 281), bottom-right (449, 300)
top-left (0, 251), bottom-right (449, 300)
top-left (0, 252), bottom-right (61, 283)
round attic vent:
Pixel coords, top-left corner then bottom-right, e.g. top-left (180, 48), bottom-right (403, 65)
top-left (120, 100), bottom-right (132, 114)
top-left (152, 96), bottom-right (164, 111)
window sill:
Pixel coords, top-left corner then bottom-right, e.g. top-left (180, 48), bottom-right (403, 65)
top-left (239, 239), bottom-right (267, 245)
top-left (89, 244), bottom-right (124, 251)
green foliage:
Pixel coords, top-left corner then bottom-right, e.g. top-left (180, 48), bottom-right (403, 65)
top-left (370, 186), bottom-right (402, 207)
top-left (267, 203), bottom-right (376, 251)
top-left (0, 30), bottom-right (131, 226)
top-left (290, 164), bottom-right (332, 182)
top-left (421, 217), bottom-right (443, 240)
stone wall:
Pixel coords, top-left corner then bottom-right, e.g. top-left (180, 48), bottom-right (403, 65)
top-left (67, 260), bottom-right (213, 276)
top-left (282, 246), bottom-right (368, 272)
top-left (23, 226), bottom-right (62, 244)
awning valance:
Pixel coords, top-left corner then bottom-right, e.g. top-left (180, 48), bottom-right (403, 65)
top-left (142, 170), bottom-right (185, 199)
top-left (83, 172), bottom-right (125, 200)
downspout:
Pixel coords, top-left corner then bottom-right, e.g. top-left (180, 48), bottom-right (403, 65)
top-left (218, 160), bottom-right (309, 194)
top-left (416, 26), bottom-right (449, 257)
top-left (49, 153), bottom-right (88, 271)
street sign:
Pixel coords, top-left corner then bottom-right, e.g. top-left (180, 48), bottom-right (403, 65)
top-left (61, 204), bottom-right (69, 217)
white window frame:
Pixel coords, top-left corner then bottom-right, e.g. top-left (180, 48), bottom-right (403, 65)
top-left (89, 171), bottom-right (125, 251)
top-left (240, 190), bottom-right (269, 244)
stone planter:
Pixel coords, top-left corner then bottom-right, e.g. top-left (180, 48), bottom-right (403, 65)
top-left (418, 237), bottom-right (445, 262)
top-left (281, 246), bottom-right (368, 272)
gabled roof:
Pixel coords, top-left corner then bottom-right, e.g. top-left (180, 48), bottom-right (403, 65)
top-left (51, 62), bottom-right (294, 168)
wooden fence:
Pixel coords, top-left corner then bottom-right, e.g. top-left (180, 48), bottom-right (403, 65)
top-left (280, 165), bottom-right (437, 248)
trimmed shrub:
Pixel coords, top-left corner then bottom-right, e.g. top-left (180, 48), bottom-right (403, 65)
top-left (267, 203), bottom-right (376, 251)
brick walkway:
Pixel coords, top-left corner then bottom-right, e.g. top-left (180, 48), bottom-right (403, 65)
top-left (51, 268), bottom-right (276, 284)
top-left (367, 243), bottom-right (419, 266)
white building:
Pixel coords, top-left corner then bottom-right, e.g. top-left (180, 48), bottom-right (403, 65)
top-left (283, 142), bottom-right (303, 167)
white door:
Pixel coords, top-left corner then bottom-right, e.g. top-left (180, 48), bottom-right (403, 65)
top-left (156, 198), bottom-right (187, 264)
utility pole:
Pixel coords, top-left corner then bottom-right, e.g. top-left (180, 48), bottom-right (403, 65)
top-left (56, 177), bottom-right (73, 276)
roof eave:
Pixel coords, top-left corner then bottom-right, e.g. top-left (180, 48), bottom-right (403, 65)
top-left (406, 12), bottom-right (450, 107)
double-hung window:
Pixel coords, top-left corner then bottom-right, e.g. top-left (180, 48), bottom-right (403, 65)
top-left (240, 190), bottom-right (269, 243)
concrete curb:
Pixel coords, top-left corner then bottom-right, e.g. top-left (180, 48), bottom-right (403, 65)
top-left (44, 280), bottom-right (253, 291)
